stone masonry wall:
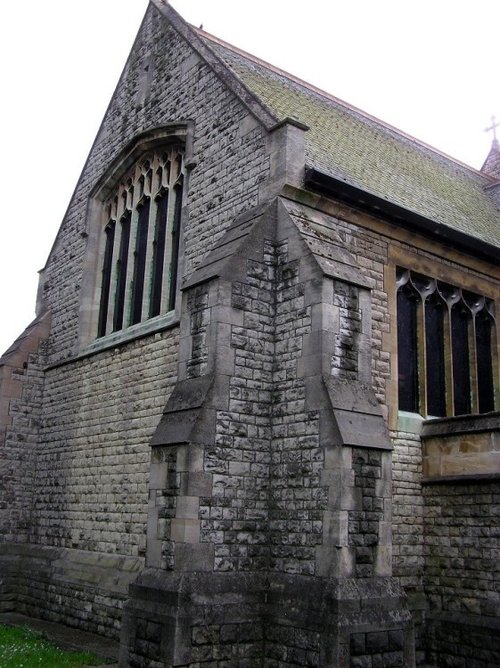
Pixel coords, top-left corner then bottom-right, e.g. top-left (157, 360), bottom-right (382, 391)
top-left (7, 3), bottom-right (271, 634)
top-left (200, 242), bottom-right (276, 573)
top-left (423, 480), bottom-right (500, 619)
top-left (391, 429), bottom-right (425, 590)
top-left (9, 328), bottom-right (179, 636)
top-left (186, 286), bottom-right (211, 381)
top-left (122, 201), bottom-right (413, 667)
top-left (34, 329), bottom-right (178, 555)
top-left (290, 212), bottom-right (419, 590)
top-left (331, 280), bottom-right (362, 380)
top-left (0, 314), bottom-right (51, 612)
top-left (351, 231), bottom-right (391, 407)
top-left (349, 448), bottom-right (384, 579)
top-left (269, 239), bottom-right (325, 577)
top-left (40, 5), bottom-right (269, 363)
top-left (1, 4), bottom-right (497, 659)
top-left (317, 213), bottom-right (497, 576)
top-left (0, 317), bottom-right (50, 545)
top-left (279, 200), bottom-right (498, 663)
top-left (423, 480), bottom-right (500, 667)
top-left (390, 428), bottom-right (426, 661)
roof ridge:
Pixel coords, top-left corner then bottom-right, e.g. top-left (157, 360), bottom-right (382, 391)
top-left (196, 27), bottom-right (491, 180)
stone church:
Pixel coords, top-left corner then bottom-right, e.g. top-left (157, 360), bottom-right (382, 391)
top-left (1, 1), bottom-right (499, 666)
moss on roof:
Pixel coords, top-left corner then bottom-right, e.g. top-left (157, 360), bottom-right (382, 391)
top-left (202, 35), bottom-right (500, 249)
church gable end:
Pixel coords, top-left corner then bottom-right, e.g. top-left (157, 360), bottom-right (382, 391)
top-left (0, 3), bottom-right (499, 667)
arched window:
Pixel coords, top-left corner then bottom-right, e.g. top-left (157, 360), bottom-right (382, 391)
top-left (96, 146), bottom-right (185, 338)
top-left (396, 268), bottom-right (497, 417)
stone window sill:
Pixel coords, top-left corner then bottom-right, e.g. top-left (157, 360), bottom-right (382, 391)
top-left (82, 311), bottom-right (180, 356)
top-left (396, 411), bottom-right (425, 435)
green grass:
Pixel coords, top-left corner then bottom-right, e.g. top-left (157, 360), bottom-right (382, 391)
top-left (0, 625), bottom-right (109, 667)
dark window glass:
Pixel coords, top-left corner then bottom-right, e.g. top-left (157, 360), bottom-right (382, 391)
top-left (397, 268), bottom-right (497, 418)
top-left (451, 305), bottom-right (471, 415)
top-left (397, 286), bottom-right (419, 413)
top-left (113, 212), bottom-right (131, 332)
top-left (476, 312), bottom-right (495, 413)
top-left (150, 191), bottom-right (168, 318)
top-left (131, 198), bottom-right (150, 325)
top-left (97, 222), bottom-right (115, 338)
top-left (425, 296), bottom-right (446, 416)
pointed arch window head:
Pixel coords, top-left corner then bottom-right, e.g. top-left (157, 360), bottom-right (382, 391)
top-left (96, 145), bottom-right (186, 338)
top-left (396, 267), bottom-right (498, 418)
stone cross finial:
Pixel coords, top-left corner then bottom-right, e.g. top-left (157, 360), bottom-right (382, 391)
top-left (484, 115), bottom-right (500, 142)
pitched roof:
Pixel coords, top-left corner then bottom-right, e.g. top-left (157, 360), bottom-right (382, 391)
top-left (196, 30), bottom-right (500, 251)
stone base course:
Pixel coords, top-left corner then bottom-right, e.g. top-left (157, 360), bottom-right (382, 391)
top-left (120, 571), bottom-right (414, 667)
top-left (0, 543), bottom-right (142, 639)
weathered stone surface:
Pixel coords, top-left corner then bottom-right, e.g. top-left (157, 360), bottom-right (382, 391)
top-left (118, 195), bottom-right (415, 665)
top-left (1, 2), bottom-right (498, 667)
top-left (422, 413), bottom-right (500, 480)
top-left (120, 572), bottom-right (413, 667)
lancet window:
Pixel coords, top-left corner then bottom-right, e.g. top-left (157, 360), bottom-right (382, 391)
top-left (97, 146), bottom-right (185, 337)
top-left (396, 267), bottom-right (497, 417)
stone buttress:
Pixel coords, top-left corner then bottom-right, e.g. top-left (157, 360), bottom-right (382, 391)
top-left (120, 197), bottom-right (415, 667)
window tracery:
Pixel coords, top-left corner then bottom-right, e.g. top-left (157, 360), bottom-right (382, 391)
top-left (97, 146), bottom-right (185, 338)
top-left (396, 267), bottom-right (497, 417)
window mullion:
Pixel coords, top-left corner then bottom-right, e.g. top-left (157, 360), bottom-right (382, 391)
top-left (469, 314), bottom-right (480, 414)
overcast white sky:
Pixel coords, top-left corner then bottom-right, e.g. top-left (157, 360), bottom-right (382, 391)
top-left (0, 0), bottom-right (498, 356)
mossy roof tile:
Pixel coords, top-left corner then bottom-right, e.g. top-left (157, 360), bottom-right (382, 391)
top-left (202, 34), bottom-right (500, 249)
